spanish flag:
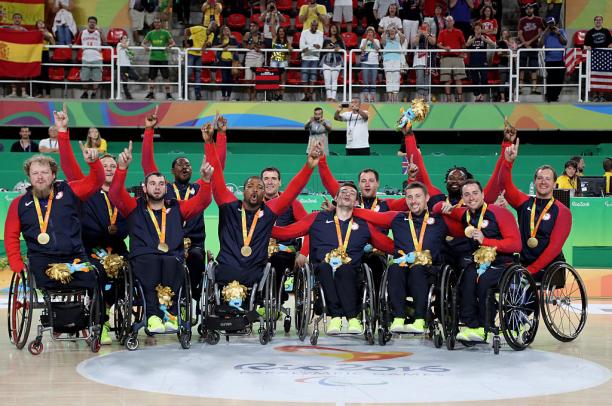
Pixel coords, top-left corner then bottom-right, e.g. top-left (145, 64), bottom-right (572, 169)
top-left (0, 28), bottom-right (42, 78)
top-left (0, 0), bottom-right (45, 29)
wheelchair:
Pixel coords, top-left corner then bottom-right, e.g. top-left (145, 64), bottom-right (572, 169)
top-left (538, 261), bottom-right (588, 342)
top-left (198, 262), bottom-right (278, 345)
top-left (123, 262), bottom-right (193, 351)
top-left (294, 262), bottom-right (377, 345)
top-left (7, 266), bottom-right (103, 355)
top-left (440, 259), bottom-right (540, 355)
top-left (377, 262), bottom-right (449, 348)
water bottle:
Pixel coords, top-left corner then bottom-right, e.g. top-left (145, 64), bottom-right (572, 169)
top-left (528, 181), bottom-right (535, 196)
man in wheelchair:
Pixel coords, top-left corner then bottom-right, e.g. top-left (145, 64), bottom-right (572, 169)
top-left (272, 182), bottom-right (393, 335)
top-left (110, 142), bottom-right (213, 334)
top-left (434, 179), bottom-right (522, 342)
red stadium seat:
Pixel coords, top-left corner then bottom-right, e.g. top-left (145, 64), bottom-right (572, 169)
top-left (102, 48), bottom-right (113, 64)
top-left (76, 49), bottom-right (83, 62)
top-left (201, 50), bottom-right (217, 65)
top-left (341, 32), bottom-right (358, 48)
top-left (289, 51), bottom-right (301, 66)
top-left (215, 69), bottom-right (223, 84)
top-left (107, 28), bottom-right (128, 46)
top-left (227, 13), bottom-right (247, 31)
top-left (286, 69), bottom-right (302, 85)
top-left (232, 31), bottom-right (243, 44)
top-left (200, 69), bottom-right (213, 83)
top-left (572, 30), bottom-right (587, 48)
top-left (67, 67), bottom-right (81, 81)
top-left (279, 14), bottom-right (291, 30)
top-left (296, 0), bottom-right (310, 8)
top-left (51, 47), bottom-right (72, 62)
top-left (276, 0), bottom-right (292, 12)
top-left (48, 67), bottom-right (65, 81)
top-left (295, 17), bottom-right (303, 31)
top-left (250, 14), bottom-right (264, 29)
top-left (102, 67), bottom-right (112, 81)
top-left (407, 69), bottom-right (417, 85)
top-left (292, 31), bottom-right (301, 48)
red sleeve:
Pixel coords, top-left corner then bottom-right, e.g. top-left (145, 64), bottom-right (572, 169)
top-left (4, 196), bottom-right (25, 273)
top-left (69, 160), bottom-right (105, 201)
top-left (432, 201), bottom-right (466, 237)
top-left (266, 164), bottom-right (314, 216)
top-left (385, 197), bottom-right (408, 211)
top-left (483, 141), bottom-right (513, 203)
top-left (141, 128), bottom-right (159, 175)
top-left (353, 208), bottom-right (397, 228)
top-left (292, 199), bottom-right (308, 220)
top-left (216, 131), bottom-right (227, 169)
top-left (58, 130), bottom-right (85, 181)
top-left (441, 215), bottom-right (466, 238)
top-left (368, 223), bottom-right (394, 255)
top-left (405, 134), bottom-right (443, 197)
top-left (482, 206), bottom-right (522, 254)
top-left (318, 155), bottom-right (340, 197)
top-left (500, 159), bottom-right (529, 209)
top-left (271, 212), bottom-right (317, 240)
top-left (300, 235), bottom-right (310, 256)
top-left (527, 203), bottom-right (572, 274)
top-left (205, 142), bottom-right (237, 205)
top-left (179, 181), bottom-right (212, 220)
top-left (109, 167), bottom-right (137, 217)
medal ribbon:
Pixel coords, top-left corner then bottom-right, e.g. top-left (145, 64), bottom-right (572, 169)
top-left (466, 202), bottom-right (488, 231)
top-left (146, 204), bottom-right (166, 245)
top-left (102, 191), bottom-right (118, 227)
top-left (361, 197), bottom-right (378, 211)
top-left (530, 197), bottom-right (554, 239)
top-left (33, 190), bottom-right (54, 235)
top-left (446, 197), bottom-right (464, 207)
top-left (172, 184), bottom-right (191, 201)
top-left (333, 215), bottom-right (353, 253)
top-left (241, 207), bottom-right (261, 249)
top-left (408, 210), bottom-right (429, 252)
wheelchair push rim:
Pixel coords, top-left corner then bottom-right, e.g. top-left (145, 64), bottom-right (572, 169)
top-left (294, 265), bottom-right (312, 342)
top-left (499, 265), bottom-right (539, 351)
top-left (8, 271), bottom-right (34, 349)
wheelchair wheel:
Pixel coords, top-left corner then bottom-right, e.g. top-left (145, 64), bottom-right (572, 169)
top-left (499, 265), bottom-right (539, 351)
top-left (440, 265), bottom-right (458, 350)
top-left (199, 262), bottom-right (216, 338)
top-left (540, 262), bottom-right (587, 342)
top-left (177, 266), bottom-right (193, 349)
top-left (376, 267), bottom-right (391, 346)
top-left (7, 270), bottom-right (34, 350)
top-left (113, 266), bottom-right (133, 345)
top-left (362, 264), bottom-right (377, 345)
top-left (294, 265), bottom-right (312, 342)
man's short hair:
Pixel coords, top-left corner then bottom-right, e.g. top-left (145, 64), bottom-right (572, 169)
top-left (88, 16), bottom-right (98, 23)
top-left (358, 168), bottom-right (379, 182)
top-left (445, 166), bottom-right (473, 181)
top-left (534, 165), bottom-right (558, 181)
top-left (171, 156), bottom-right (190, 169)
top-left (473, 21), bottom-right (482, 29)
top-left (23, 155), bottom-right (58, 176)
top-left (243, 175), bottom-right (263, 189)
top-left (603, 157), bottom-right (612, 172)
top-left (12, 12), bottom-right (22, 19)
top-left (260, 167), bottom-right (281, 180)
top-left (144, 171), bottom-right (165, 184)
top-left (100, 153), bottom-right (116, 161)
top-left (314, 107), bottom-right (323, 113)
top-left (594, 15), bottom-right (603, 21)
top-left (337, 181), bottom-right (359, 195)
top-left (405, 181), bottom-right (429, 196)
top-left (461, 179), bottom-right (483, 192)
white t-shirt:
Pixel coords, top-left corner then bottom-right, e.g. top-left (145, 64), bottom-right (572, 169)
top-left (300, 29), bottom-right (324, 61)
top-left (339, 111), bottom-right (369, 149)
top-left (117, 43), bottom-right (132, 66)
top-left (379, 16), bottom-right (402, 32)
top-left (334, 0), bottom-right (352, 6)
top-left (80, 29), bottom-right (103, 62)
top-left (359, 38), bottom-right (380, 64)
top-left (39, 138), bottom-right (59, 150)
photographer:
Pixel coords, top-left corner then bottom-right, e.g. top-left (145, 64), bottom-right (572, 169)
top-left (334, 98), bottom-right (370, 156)
top-left (538, 16), bottom-right (567, 102)
top-left (260, 2), bottom-right (285, 48)
top-left (305, 107), bottom-right (331, 156)
top-left (413, 22), bottom-right (436, 99)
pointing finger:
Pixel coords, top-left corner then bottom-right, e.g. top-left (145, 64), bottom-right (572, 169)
top-left (153, 105), bottom-right (159, 116)
top-left (128, 140), bottom-right (133, 153)
top-left (63, 102), bottom-right (67, 115)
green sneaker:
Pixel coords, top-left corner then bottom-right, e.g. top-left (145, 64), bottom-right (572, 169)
top-left (164, 315), bottom-right (179, 332)
top-left (390, 317), bottom-right (405, 333)
top-left (347, 318), bottom-right (362, 334)
top-left (456, 327), bottom-right (470, 341)
top-left (256, 306), bottom-right (266, 317)
top-left (100, 322), bottom-right (112, 345)
top-left (405, 318), bottom-right (425, 334)
top-left (147, 315), bottom-right (165, 334)
top-left (327, 317), bottom-right (342, 335)
top-left (466, 327), bottom-right (487, 342)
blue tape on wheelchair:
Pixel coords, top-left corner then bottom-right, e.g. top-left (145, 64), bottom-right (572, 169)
top-left (363, 243), bottom-right (373, 253)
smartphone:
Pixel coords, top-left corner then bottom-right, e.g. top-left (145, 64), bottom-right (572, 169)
top-left (341, 102), bottom-right (350, 108)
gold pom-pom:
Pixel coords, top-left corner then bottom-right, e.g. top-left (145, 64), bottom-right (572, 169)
top-left (411, 98), bottom-right (430, 122)
top-left (46, 263), bottom-right (73, 284)
top-left (183, 238), bottom-right (192, 258)
top-left (101, 253), bottom-right (125, 279)
top-left (156, 284), bottom-right (175, 307)
top-left (473, 246), bottom-right (497, 266)
top-left (324, 248), bottom-right (352, 266)
top-left (222, 280), bottom-right (248, 303)
top-left (413, 250), bottom-right (433, 266)
top-left (268, 238), bottom-right (279, 258)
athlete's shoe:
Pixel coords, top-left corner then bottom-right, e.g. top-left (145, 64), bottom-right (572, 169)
top-left (456, 327), bottom-right (471, 342)
top-left (347, 318), bottom-right (363, 334)
top-left (147, 316), bottom-right (165, 333)
top-left (405, 318), bottom-right (426, 334)
top-left (389, 317), bottom-right (406, 333)
top-left (100, 322), bottom-right (112, 345)
top-left (164, 315), bottom-right (179, 332)
top-left (466, 327), bottom-right (487, 342)
top-left (327, 317), bottom-right (342, 335)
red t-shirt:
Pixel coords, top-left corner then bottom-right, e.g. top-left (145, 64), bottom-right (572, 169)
top-left (479, 18), bottom-right (498, 41)
top-left (518, 16), bottom-right (543, 45)
top-left (423, 0), bottom-right (447, 17)
top-left (438, 28), bottom-right (466, 56)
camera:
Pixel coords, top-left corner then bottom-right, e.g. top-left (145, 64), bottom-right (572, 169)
top-left (341, 102), bottom-right (350, 108)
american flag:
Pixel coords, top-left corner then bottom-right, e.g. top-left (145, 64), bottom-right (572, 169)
top-left (591, 49), bottom-right (612, 92)
top-left (564, 48), bottom-right (585, 74)
top-left (401, 156), bottom-right (409, 175)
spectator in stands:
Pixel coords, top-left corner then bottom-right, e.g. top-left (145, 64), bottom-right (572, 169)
top-left (570, 155), bottom-right (585, 176)
top-left (431, 3), bottom-right (447, 39)
top-left (243, 20), bottom-right (265, 101)
top-left (34, 20), bottom-right (55, 98)
top-left (603, 158), bottom-right (612, 196)
top-left (185, 23), bottom-right (215, 100)
top-left (4, 13), bottom-right (29, 98)
top-left (422, 0), bottom-right (446, 39)
top-left (39, 126), bottom-right (59, 153)
top-left (174, 0), bottom-right (192, 26)
top-left (478, 0), bottom-right (499, 20)
top-left (378, 3), bottom-right (402, 35)
top-left (305, 107), bottom-right (331, 156)
top-left (450, 0), bottom-right (474, 39)
top-left (545, 1), bottom-right (562, 26)
top-left (381, 24), bottom-right (406, 102)
top-left (479, 5), bottom-right (498, 41)
top-left (320, 24), bottom-right (344, 102)
top-left (359, 26), bottom-right (381, 102)
top-left (201, 0), bottom-right (223, 30)
top-left (539, 16), bottom-right (566, 102)
top-left (117, 34), bottom-right (140, 99)
top-left (373, 0), bottom-right (400, 23)
top-left (84, 127), bottom-right (108, 154)
top-left (129, 0), bottom-right (157, 44)
top-left (437, 16), bottom-right (466, 102)
top-left (333, 0), bottom-right (354, 33)
top-left (157, 0), bottom-right (171, 30)
top-left (335, 98), bottom-right (370, 156)
top-left (214, 25), bottom-right (239, 101)
top-left (496, 28), bottom-right (514, 102)
top-left (143, 17), bottom-right (176, 100)
top-left (413, 22), bottom-right (436, 99)
top-left (300, 19), bottom-right (324, 101)
top-left (11, 127), bottom-right (39, 153)
top-left (518, 4), bottom-right (543, 94)
top-left (260, 2), bottom-right (285, 49)
top-left (358, 0), bottom-right (378, 31)
top-left (399, 1), bottom-right (421, 48)
top-left (584, 16), bottom-right (612, 102)
top-left (518, 0), bottom-right (540, 18)
top-left (77, 16), bottom-right (105, 100)
top-left (271, 26), bottom-right (292, 101)
top-left (299, 0), bottom-right (327, 33)
top-left (466, 22), bottom-right (496, 102)
top-left (52, 1), bottom-right (76, 45)
top-left (556, 160), bottom-right (580, 195)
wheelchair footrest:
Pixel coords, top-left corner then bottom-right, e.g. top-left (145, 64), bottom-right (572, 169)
top-left (204, 309), bottom-right (260, 332)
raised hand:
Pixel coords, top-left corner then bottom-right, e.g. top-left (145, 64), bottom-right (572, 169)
top-left (201, 122), bottom-right (214, 143)
top-left (145, 106), bottom-right (159, 129)
top-left (117, 141), bottom-right (133, 170)
top-left (504, 137), bottom-right (520, 163)
top-left (440, 201), bottom-right (454, 214)
top-left (53, 103), bottom-right (69, 131)
top-left (200, 160), bottom-right (214, 182)
top-left (294, 253), bottom-right (308, 269)
top-left (472, 229), bottom-right (484, 244)
top-left (503, 116), bottom-right (517, 143)
top-left (407, 154), bottom-right (419, 180)
top-left (79, 140), bottom-right (99, 163)
top-left (494, 190), bottom-right (507, 208)
top-left (307, 141), bottom-right (323, 168)
top-left (321, 195), bottom-right (335, 211)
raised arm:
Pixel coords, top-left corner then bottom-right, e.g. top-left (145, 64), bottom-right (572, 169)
top-left (271, 212), bottom-right (317, 240)
top-left (58, 130), bottom-right (85, 181)
top-left (368, 224), bottom-right (394, 255)
top-left (141, 107), bottom-right (160, 175)
top-left (482, 206), bottom-right (522, 254)
top-left (69, 158), bottom-right (105, 201)
top-left (110, 142), bottom-right (138, 217)
top-left (204, 133), bottom-right (237, 206)
top-left (317, 154), bottom-right (340, 196)
top-left (404, 134), bottom-right (443, 197)
top-left (499, 139), bottom-right (530, 209)
top-left (353, 208), bottom-right (398, 228)
top-left (4, 196), bottom-right (25, 273)
top-left (526, 204), bottom-right (572, 274)
top-left (179, 162), bottom-right (213, 220)
top-left (483, 119), bottom-right (517, 203)
top-left (385, 197), bottom-right (409, 211)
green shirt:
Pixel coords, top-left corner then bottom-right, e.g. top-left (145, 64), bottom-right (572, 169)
top-left (144, 29), bottom-right (173, 61)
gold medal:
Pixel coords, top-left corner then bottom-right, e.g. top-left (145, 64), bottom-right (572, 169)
top-left (527, 237), bottom-right (539, 248)
top-left (241, 245), bottom-right (252, 257)
top-left (465, 203), bottom-right (487, 239)
top-left (37, 232), bottom-right (50, 245)
top-left (108, 224), bottom-right (118, 235)
top-left (158, 242), bottom-right (169, 253)
top-left (147, 203), bottom-right (168, 253)
top-left (464, 225), bottom-right (475, 238)
top-left (446, 236), bottom-right (454, 242)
